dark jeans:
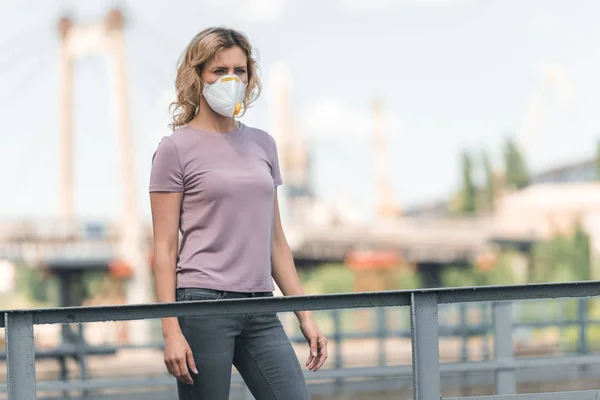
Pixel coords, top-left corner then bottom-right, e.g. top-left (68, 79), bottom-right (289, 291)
top-left (175, 288), bottom-right (311, 400)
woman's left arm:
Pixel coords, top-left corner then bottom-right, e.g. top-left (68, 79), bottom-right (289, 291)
top-left (271, 189), bottom-right (328, 372)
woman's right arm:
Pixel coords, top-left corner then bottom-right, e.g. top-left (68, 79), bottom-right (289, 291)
top-left (150, 191), bottom-right (197, 384)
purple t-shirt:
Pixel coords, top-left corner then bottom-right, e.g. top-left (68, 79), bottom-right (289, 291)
top-left (149, 123), bottom-right (282, 292)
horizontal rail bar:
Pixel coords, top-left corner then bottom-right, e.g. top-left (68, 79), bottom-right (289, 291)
top-left (26, 384), bottom-right (600, 400)
top-left (441, 354), bottom-right (600, 373)
top-left (7, 354), bottom-right (600, 393)
top-left (0, 291), bottom-right (412, 327)
top-left (1, 280), bottom-right (599, 327)
top-left (435, 281), bottom-right (600, 304)
top-left (447, 390), bottom-right (600, 400)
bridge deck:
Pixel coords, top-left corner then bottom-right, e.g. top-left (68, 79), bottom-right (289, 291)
top-left (0, 216), bottom-right (539, 266)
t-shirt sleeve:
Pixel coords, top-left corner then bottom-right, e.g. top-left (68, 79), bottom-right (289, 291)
top-left (270, 137), bottom-right (283, 187)
top-left (149, 137), bottom-right (184, 192)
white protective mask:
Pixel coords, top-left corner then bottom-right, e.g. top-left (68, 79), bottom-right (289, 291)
top-left (202, 75), bottom-right (247, 117)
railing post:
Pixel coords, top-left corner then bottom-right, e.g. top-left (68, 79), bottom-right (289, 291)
top-left (493, 301), bottom-right (516, 395)
top-left (578, 298), bottom-right (588, 354)
top-left (410, 292), bottom-right (441, 400)
top-left (459, 303), bottom-right (468, 361)
top-left (376, 307), bottom-right (387, 366)
top-left (332, 309), bottom-right (343, 393)
top-left (481, 303), bottom-right (491, 361)
top-left (5, 312), bottom-right (36, 400)
top-left (459, 303), bottom-right (468, 395)
top-left (332, 309), bottom-right (342, 369)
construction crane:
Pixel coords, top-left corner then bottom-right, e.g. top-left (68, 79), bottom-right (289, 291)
top-left (268, 63), bottom-right (312, 222)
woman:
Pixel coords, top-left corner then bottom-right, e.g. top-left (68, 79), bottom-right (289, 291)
top-left (149, 27), bottom-right (327, 399)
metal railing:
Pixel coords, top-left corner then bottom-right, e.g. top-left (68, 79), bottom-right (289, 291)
top-left (2, 280), bottom-right (600, 400)
top-left (3, 298), bottom-right (594, 391)
top-left (290, 296), bottom-right (596, 365)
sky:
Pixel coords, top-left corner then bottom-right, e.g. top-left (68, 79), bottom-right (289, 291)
top-left (1, 0), bottom-right (600, 222)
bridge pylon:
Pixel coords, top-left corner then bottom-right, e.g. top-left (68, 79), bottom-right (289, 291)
top-left (56, 8), bottom-right (151, 344)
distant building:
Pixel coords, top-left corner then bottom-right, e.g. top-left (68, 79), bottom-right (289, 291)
top-left (492, 182), bottom-right (600, 280)
top-left (532, 158), bottom-right (597, 184)
top-left (493, 182), bottom-right (600, 239)
top-left (406, 157), bottom-right (599, 218)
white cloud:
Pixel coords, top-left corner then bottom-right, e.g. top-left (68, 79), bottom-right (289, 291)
top-left (204, 0), bottom-right (286, 23)
top-left (301, 98), bottom-right (405, 138)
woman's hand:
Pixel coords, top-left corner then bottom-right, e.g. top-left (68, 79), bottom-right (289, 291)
top-left (164, 331), bottom-right (197, 384)
top-left (299, 314), bottom-right (328, 371)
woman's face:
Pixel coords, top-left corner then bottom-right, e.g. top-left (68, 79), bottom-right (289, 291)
top-left (200, 45), bottom-right (249, 86)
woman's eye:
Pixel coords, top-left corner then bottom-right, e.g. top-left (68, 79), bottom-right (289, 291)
top-left (235, 69), bottom-right (247, 75)
top-left (214, 69), bottom-right (225, 74)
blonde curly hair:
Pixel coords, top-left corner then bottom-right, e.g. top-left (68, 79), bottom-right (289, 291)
top-left (169, 27), bottom-right (262, 130)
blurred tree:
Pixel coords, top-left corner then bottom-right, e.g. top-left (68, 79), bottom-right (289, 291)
top-left (298, 263), bottom-right (354, 294)
top-left (447, 189), bottom-right (463, 215)
top-left (441, 254), bottom-right (518, 288)
top-left (394, 267), bottom-right (422, 289)
top-left (16, 266), bottom-right (58, 305)
top-left (504, 138), bottom-right (530, 190)
top-left (532, 224), bottom-right (591, 283)
top-left (481, 150), bottom-right (495, 210)
top-left (532, 234), bottom-right (572, 282)
top-left (442, 265), bottom-right (477, 287)
top-left (459, 151), bottom-right (477, 213)
top-left (572, 221), bottom-right (591, 281)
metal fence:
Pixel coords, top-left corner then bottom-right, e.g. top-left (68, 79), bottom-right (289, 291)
top-left (289, 296), bottom-right (596, 367)
top-left (2, 280), bottom-right (600, 400)
top-left (2, 298), bottom-right (594, 392)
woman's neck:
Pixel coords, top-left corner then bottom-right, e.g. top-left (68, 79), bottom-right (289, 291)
top-left (187, 102), bottom-right (239, 133)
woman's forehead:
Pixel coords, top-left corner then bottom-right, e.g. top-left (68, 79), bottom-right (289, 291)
top-left (207, 46), bottom-right (247, 67)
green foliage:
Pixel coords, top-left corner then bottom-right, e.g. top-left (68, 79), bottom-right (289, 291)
top-left (8, 266), bottom-right (114, 308)
top-left (298, 263), bottom-right (422, 294)
top-left (503, 137), bottom-right (530, 190)
top-left (440, 225), bottom-right (593, 289)
top-left (83, 272), bottom-right (112, 301)
top-left (531, 226), bottom-right (591, 283)
top-left (441, 252), bottom-right (520, 288)
top-left (481, 150), bottom-right (495, 210)
top-left (573, 222), bottom-right (591, 280)
top-left (485, 251), bottom-right (521, 284)
top-left (395, 267), bottom-right (422, 289)
top-left (295, 264), bottom-right (422, 337)
top-left (298, 264), bottom-right (355, 294)
top-left (441, 265), bottom-right (478, 287)
top-left (459, 151), bottom-right (477, 214)
top-left (14, 266), bottom-right (59, 305)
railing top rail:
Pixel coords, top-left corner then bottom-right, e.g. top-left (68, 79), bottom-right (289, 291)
top-left (2, 280), bottom-right (599, 328)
